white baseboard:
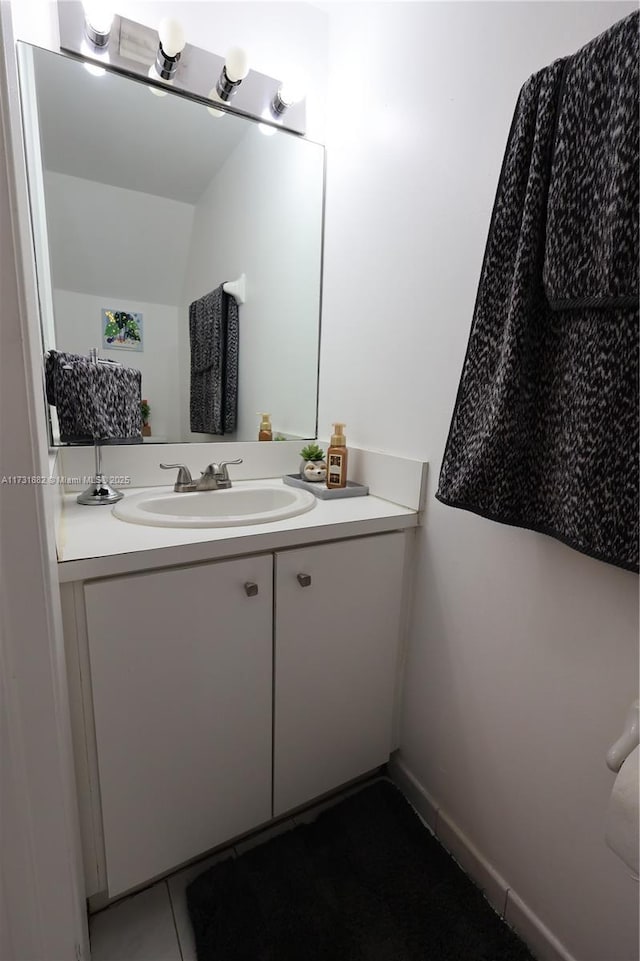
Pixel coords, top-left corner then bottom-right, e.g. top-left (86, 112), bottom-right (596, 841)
top-left (504, 890), bottom-right (576, 961)
top-left (388, 753), bottom-right (576, 961)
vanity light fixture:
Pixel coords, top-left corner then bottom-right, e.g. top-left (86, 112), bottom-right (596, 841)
top-left (59, 5), bottom-right (307, 135)
top-left (82, 0), bottom-right (114, 48)
top-left (155, 17), bottom-right (186, 81)
top-left (216, 47), bottom-right (250, 101)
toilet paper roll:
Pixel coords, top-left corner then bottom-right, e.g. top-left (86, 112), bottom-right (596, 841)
top-left (605, 745), bottom-right (639, 877)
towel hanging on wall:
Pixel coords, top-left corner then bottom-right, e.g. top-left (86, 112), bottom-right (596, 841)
top-left (544, 14), bottom-right (638, 310)
top-left (436, 12), bottom-right (639, 573)
top-left (45, 349), bottom-right (142, 444)
top-left (189, 285), bottom-right (239, 435)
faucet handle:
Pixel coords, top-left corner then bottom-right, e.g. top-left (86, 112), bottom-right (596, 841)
top-left (203, 457), bottom-right (243, 488)
top-left (215, 457), bottom-right (243, 474)
top-left (160, 463), bottom-right (194, 491)
top-left (207, 457), bottom-right (243, 477)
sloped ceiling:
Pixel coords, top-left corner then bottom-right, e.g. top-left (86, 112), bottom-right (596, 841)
top-left (33, 45), bottom-right (248, 204)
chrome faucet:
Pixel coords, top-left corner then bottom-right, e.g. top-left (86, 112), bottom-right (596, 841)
top-left (198, 458), bottom-right (243, 491)
top-left (160, 458), bottom-right (243, 492)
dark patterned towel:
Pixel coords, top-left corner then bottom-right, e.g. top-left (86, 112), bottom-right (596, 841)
top-left (544, 13), bottom-right (639, 309)
top-left (45, 350), bottom-right (142, 444)
top-left (189, 286), bottom-right (239, 435)
top-left (436, 16), bottom-right (639, 573)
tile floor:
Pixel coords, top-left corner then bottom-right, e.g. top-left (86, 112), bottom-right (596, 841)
top-left (89, 783), bottom-right (373, 961)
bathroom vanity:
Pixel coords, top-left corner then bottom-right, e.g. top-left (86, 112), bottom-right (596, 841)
top-left (57, 476), bottom-right (421, 901)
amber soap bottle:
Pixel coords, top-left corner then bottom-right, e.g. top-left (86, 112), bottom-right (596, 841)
top-left (258, 413), bottom-right (272, 441)
top-left (326, 423), bottom-right (348, 488)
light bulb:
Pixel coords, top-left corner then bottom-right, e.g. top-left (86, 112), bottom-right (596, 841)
top-left (270, 69), bottom-right (307, 117)
top-left (148, 64), bottom-right (169, 97)
top-left (82, 1), bottom-right (114, 46)
top-left (224, 47), bottom-right (250, 83)
top-left (158, 18), bottom-right (185, 58)
top-left (83, 1), bottom-right (114, 35)
top-left (278, 76), bottom-right (306, 107)
top-left (207, 88), bottom-right (226, 118)
top-left (216, 47), bottom-right (250, 102)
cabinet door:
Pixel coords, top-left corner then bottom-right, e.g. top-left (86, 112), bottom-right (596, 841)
top-left (274, 533), bottom-right (405, 815)
top-left (84, 555), bottom-right (272, 896)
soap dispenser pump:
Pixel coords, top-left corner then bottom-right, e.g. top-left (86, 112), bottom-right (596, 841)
top-left (258, 413), bottom-right (272, 441)
top-left (326, 422), bottom-right (348, 488)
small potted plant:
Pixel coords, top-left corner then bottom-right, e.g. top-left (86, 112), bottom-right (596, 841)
top-left (299, 443), bottom-right (326, 482)
top-left (141, 399), bottom-right (151, 437)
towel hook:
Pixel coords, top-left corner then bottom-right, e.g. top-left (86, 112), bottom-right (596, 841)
top-left (223, 273), bottom-right (246, 305)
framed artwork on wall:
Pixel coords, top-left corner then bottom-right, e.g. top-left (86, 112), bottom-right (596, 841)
top-left (102, 309), bottom-right (143, 351)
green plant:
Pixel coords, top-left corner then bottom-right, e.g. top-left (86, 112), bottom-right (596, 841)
top-left (299, 442), bottom-right (325, 462)
top-left (141, 399), bottom-right (151, 424)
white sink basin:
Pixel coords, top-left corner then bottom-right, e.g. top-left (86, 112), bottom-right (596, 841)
top-left (113, 482), bottom-right (316, 528)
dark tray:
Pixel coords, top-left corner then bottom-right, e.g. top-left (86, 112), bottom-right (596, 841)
top-left (283, 474), bottom-right (369, 499)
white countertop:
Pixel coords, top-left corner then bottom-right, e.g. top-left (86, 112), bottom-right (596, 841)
top-left (57, 479), bottom-right (419, 582)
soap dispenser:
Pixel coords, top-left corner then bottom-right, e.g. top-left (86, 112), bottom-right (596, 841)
top-left (258, 413), bottom-right (272, 441)
top-left (326, 423), bottom-right (348, 488)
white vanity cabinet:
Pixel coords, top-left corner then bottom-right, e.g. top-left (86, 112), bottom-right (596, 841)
top-left (273, 533), bottom-right (405, 815)
top-left (82, 554), bottom-right (273, 897)
top-left (63, 530), bottom-right (409, 900)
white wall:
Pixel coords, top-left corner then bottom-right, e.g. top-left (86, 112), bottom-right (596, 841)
top-left (44, 171), bottom-right (193, 306)
top-left (320, 4), bottom-right (638, 961)
top-left (53, 289), bottom-right (181, 442)
top-left (0, 5), bottom-right (88, 958)
top-left (180, 126), bottom-right (323, 442)
top-left (42, 172), bottom-right (191, 441)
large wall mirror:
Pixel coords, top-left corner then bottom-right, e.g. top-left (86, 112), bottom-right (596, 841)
top-left (18, 43), bottom-right (324, 445)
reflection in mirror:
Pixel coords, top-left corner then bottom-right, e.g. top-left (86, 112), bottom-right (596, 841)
top-left (19, 43), bottom-right (324, 445)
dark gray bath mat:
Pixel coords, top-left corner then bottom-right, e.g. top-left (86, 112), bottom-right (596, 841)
top-left (186, 779), bottom-right (535, 961)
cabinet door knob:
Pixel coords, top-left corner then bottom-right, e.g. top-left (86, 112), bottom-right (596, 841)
top-left (296, 573), bottom-right (311, 587)
top-left (244, 582), bottom-right (259, 597)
